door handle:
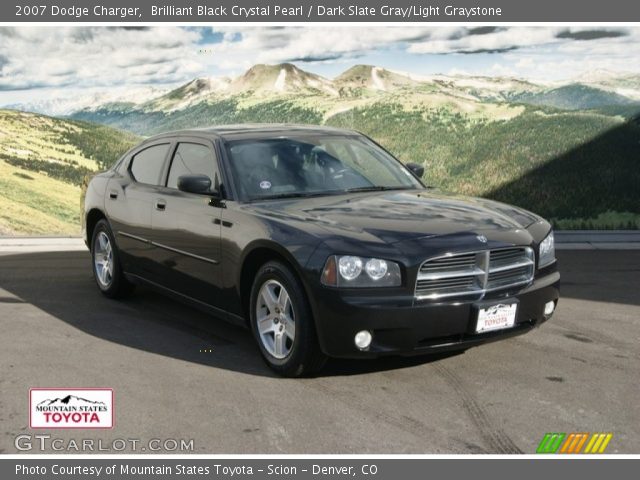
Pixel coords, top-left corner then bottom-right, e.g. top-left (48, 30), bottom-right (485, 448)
top-left (109, 190), bottom-right (118, 200)
top-left (155, 199), bottom-right (166, 211)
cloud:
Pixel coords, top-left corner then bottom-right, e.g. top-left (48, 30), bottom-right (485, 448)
top-left (458, 47), bottom-right (518, 55)
top-left (1, 26), bottom-right (640, 96)
top-left (556, 29), bottom-right (627, 41)
top-left (407, 27), bottom-right (634, 55)
top-left (0, 27), bottom-right (202, 90)
top-left (205, 26), bottom-right (444, 70)
top-left (287, 54), bottom-right (346, 62)
top-left (408, 27), bottom-right (561, 54)
top-left (467, 27), bottom-right (504, 36)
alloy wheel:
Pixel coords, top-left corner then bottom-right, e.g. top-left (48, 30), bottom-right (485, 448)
top-left (256, 279), bottom-right (296, 359)
top-left (94, 231), bottom-right (114, 288)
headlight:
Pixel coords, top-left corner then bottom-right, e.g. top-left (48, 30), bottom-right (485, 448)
top-left (538, 231), bottom-right (555, 268)
top-left (338, 256), bottom-right (363, 280)
top-left (321, 255), bottom-right (401, 287)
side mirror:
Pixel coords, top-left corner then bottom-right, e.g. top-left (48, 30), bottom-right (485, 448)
top-left (406, 162), bottom-right (425, 178)
top-left (177, 174), bottom-right (214, 195)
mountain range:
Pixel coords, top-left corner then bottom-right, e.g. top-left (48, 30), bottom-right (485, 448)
top-left (61, 63), bottom-right (640, 141)
top-left (5, 85), bottom-right (170, 117)
top-left (8, 63), bottom-right (640, 120)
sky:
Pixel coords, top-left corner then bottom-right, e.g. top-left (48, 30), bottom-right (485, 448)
top-left (1, 26), bottom-right (639, 107)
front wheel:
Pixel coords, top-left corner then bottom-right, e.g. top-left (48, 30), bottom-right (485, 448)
top-left (91, 219), bottom-right (135, 299)
top-left (250, 261), bottom-right (326, 377)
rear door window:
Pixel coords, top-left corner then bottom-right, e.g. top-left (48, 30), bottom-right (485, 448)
top-left (129, 143), bottom-right (170, 185)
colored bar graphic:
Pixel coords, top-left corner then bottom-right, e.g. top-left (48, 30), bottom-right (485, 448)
top-left (597, 433), bottom-right (613, 453)
top-left (584, 433), bottom-right (613, 454)
top-left (572, 433), bottom-right (589, 453)
top-left (559, 433), bottom-right (574, 453)
top-left (537, 433), bottom-right (612, 454)
top-left (537, 433), bottom-right (566, 453)
top-left (584, 434), bottom-right (599, 453)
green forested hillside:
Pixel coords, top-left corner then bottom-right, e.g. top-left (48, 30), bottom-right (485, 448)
top-left (0, 110), bottom-right (139, 235)
top-left (513, 84), bottom-right (637, 110)
top-left (328, 105), bottom-right (640, 227)
top-left (74, 98), bottom-right (323, 135)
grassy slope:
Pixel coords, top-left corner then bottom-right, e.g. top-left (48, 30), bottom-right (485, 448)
top-left (0, 110), bottom-right (139, 235)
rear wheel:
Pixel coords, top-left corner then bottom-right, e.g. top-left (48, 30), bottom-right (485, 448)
top-left (250, 261), bottom-right (326, 377)
top-left (91, 219), bottom-right (135, 299)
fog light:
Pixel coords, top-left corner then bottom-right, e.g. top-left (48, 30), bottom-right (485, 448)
top-left (544, 301), bottom-right (555, 316)
top-left (354, 330), bottom-right (372, 350)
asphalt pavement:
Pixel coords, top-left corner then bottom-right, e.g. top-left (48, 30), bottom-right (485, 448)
top-left (0, 249), bottom-right (638, 454)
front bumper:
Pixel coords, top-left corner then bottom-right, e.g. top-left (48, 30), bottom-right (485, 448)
top-left (307, 269), bottom-right (560, 358)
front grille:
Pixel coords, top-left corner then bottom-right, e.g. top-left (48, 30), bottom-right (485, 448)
top-left (415, 247), bottom-right (534, 300)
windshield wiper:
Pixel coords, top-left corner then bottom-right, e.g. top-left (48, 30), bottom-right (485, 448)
top-left (248, 192), bottom-right (329, 201)
top-left (248, 186), bottom-right (416, 201)
top-left (343, 186), bottom-right (415, 193)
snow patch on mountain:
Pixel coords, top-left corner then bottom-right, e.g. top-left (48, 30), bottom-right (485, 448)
top-left (371, 67), bottom-right (386, 91)
top-left (274, 68), bottom-right (287, 92)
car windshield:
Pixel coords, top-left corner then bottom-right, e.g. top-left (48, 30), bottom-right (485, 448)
top-left (224, 134), bottom-right (423, 201)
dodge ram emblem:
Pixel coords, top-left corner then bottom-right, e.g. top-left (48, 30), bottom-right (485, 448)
top-left (477, 235), bottom-right (488, 243)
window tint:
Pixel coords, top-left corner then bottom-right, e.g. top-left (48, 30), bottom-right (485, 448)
top-left (167, 143), bottom-right (219, 190)
top-left (130, 144), bottom-right (170, 185)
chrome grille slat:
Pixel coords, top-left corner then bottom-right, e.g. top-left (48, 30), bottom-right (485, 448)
top-left (417, 279), bottom-right (476, 288)
top-left (428, 256), bottom-right (475, 263)
top-left (489, 259), bottom-right (534, 273)
top-left (415, 247), bottom-right (534, 300)
top-left (422, 262), bottom-right (475, 271)
top-left (422, 254), bottom-right (475, 265)
top-left (489, 268), bottom-right (530, 281)
top-left (418, 267), bottom-right (484, 281)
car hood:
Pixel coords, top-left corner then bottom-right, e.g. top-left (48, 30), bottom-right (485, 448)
top-left (248, 189), bottom-right (541, 245)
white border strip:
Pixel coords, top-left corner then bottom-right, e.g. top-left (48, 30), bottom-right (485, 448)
top-left (2, 454), bottom-right (640, 459)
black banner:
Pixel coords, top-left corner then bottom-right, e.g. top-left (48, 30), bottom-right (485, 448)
top-left (5, 0), bottom-right (640, 22)
top-left (4, 459), bottom-right (640, 479)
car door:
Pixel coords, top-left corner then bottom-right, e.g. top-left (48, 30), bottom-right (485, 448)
top-left (149, 138), bottom-right (224, 308)
top-left (105, 141), bottom-right (172, 277)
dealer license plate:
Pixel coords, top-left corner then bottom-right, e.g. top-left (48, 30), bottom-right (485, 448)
top-left (475, 303), bottom-right (517, 333)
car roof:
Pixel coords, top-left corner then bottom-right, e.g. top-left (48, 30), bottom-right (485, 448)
top-left (143, 124), bottom-right (361, 143)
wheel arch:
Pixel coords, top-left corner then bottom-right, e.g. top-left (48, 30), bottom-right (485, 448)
top-left (238, 240), bottom-right (315, 326)
top-left (85, 208), bottom-right (107, 251)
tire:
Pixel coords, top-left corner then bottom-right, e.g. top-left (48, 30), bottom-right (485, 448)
top-left (250, 260), bottom-right (326, 377)
top-left (91, 219), bottom-right (135, 299)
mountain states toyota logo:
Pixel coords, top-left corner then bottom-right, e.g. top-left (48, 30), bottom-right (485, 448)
top-left (29, 388), bottom-right (114, 429)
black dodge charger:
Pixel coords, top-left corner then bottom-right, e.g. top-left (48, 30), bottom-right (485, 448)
top-left (83, 125), bottom-right (559, 376)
